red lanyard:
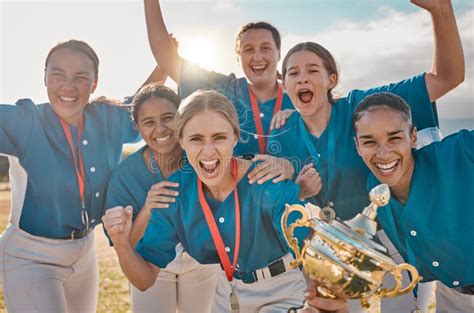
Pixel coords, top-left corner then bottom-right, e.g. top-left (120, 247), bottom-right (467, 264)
top-left (198, 158), bottom-right (241, 282)
top-left (59, 117), bottom-right (86, 209)
top-left (248, 84), bottom-right (283, 154)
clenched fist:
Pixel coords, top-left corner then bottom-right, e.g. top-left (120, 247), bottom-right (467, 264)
top-left (102, 206), bottom-right (133, 248)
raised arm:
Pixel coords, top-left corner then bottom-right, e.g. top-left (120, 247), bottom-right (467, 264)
top-left (134, 66), bottom-right (168, 96)
top-left (415, 0), bottom-right (465, 102)
top-left (135, 36), bottom-right (179, 94)
top-left (144, 0), bottom-right (182, 82)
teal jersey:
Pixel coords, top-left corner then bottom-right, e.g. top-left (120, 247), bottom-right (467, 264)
top-left (105, 146), bottom-right (164, 220)
top-left (179, 60), bottom-right (294, 156)
top-left (370, 130), bottom-right (474, 288)
top-left (267, 74), bottom-right (439, 220)
top-left (0, 99), bottom-right (140, 238)
top-left (136, 161), bottom-right (303, 274)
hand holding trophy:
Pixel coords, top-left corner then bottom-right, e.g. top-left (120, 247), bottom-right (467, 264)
top-left (282, 184), bottom-right (420, 310)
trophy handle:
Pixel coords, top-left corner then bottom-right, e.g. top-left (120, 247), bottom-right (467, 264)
top-left (378, 263), bottom-right (421, 298)
top-left (281, 204), bottom-right (316, 268)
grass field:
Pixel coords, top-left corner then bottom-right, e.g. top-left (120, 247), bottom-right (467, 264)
top-left (0, 190), bottom-right (130, 312)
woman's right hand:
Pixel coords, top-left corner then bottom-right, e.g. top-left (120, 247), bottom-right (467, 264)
top-left (143, 181), bottom-right (180, 213)
top-left (102, 206), bottom-right (134, 247)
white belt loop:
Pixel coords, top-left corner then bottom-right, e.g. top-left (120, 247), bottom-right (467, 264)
top-left (256, 269), bottom-right (265, 281)
top-left (262, 266), bottom-right (272, 279)
top-left (253, 253), bottom-right (294, 282)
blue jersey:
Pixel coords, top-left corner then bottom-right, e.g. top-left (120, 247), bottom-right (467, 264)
top-left (369, 130), bottom-right (474, 288)
top-left (135, 161), bottom-right (302, 274)
top-left (105, 146), bottom-right (163, 220)
top-left (0, 99), bottom-right (140, 238)
top-left (179, 60), bottom-right (295, 156)
top-left (267, 74), bottom-right (439, 220)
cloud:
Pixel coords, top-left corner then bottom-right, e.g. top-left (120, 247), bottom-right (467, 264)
top-left (1, 1), bottom-right (472, 123)
top-left (282, 8), bottom-right (474, 119)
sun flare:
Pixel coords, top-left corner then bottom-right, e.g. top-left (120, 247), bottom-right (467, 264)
top-left (179, 35), bottom-right (221, 70)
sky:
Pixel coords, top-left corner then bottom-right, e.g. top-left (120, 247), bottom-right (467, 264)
top-left (1, 0), bottom-right (473, 131)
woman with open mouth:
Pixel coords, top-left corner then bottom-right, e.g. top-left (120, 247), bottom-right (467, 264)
top-left (267, 0), bottom-right (464, 311)
top-left (142, 0), bottom-right (297, 186)
top-left (103, 83), bottom-right (220, 312)
top-left (353, 92), bottom-right (474, 313)
top-left (103, 89), bottom-right (315, 312)
top-left (268, 0), bottom-right (463, 221)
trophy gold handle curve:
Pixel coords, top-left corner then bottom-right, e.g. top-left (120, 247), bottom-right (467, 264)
top-left (281, 203), bottom-right (315, 268)
top-left (379, 263), bottom-right (421, 298)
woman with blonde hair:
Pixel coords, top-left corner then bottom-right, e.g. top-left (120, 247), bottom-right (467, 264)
top-left (142, 0), bottom-right (301, 187)
top-left (104, 83), bottom-right (219, 312)
top-left (103, 89), bottom-right (311, 312)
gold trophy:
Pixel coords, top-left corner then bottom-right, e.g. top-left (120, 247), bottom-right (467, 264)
top-left (282, 184), bottom-right (420, 308)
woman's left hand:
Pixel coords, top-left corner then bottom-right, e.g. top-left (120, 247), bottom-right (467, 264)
top-left (248, 154), bottom-right (295, 184)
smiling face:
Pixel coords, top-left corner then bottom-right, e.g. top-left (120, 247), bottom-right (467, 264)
top-left (237, 28), bottom-right (280, 88)
top-left (136, 96), bottom-right (180, 156)
top-left (355, 106), bottom-right (417, 193)
top-left (283, 49), bottom-right (336, 118)
top-left (180, 110), bottom-right (238, 187)
top-left (44, 47), bottom-right (98, 125)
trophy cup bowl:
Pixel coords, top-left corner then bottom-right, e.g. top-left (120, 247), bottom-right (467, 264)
top-left (282, 184), bottom-right (420, 308)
